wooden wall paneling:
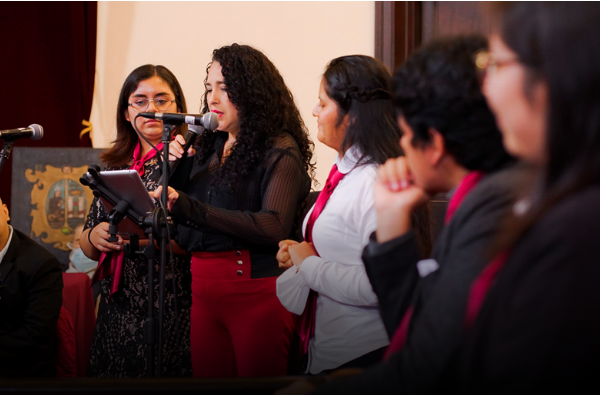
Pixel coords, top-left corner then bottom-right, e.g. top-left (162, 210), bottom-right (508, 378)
top-left (376, 1), bottom-right (493, 71)
top-left (422, 1), bottom-right (492, 44)
top-left (375, 1), bottom-right (422, 72)
top-left (422, 1), bottom-right (437, 44)
top-left (375, 1), bottom-right (395, 71)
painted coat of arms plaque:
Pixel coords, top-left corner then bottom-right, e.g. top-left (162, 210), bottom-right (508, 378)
top-left (10, 147), bottom-right (105, 268)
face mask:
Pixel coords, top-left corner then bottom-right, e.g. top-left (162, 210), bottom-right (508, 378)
top-left (69, 248), bottom-right (98, 277)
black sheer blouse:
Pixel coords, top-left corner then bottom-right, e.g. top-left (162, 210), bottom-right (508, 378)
top-left (169, 131), bottom-right (311, 279)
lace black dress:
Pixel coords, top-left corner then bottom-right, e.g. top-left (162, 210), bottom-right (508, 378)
top-left (84, 156), bottom-right (192, 378)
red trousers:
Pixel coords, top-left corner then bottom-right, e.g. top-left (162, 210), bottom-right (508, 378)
top-left (190, 250), bottom-right (294, 378)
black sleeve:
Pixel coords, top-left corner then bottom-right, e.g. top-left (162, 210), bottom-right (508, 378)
top-left (168, 155), bottom-right (194, 191)
top-left (0, 253), bottom-right (63, 364)
top-left (319, 170), bottom-right (517, 394)
top-left (362, 231), bottom-right (421, 338)
top-left (170, 148), bottom-right (308, 246)
top-left (455, 187), bottom-right (600, 393)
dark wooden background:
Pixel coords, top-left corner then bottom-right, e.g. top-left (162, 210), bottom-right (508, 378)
top-left (376, 1), bottom-right (492, 72)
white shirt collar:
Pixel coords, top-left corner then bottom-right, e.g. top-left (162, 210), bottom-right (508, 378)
top-left (335, 145), bottom-right (366, 174)
top-left (0, 225), bottom-right (14, 264)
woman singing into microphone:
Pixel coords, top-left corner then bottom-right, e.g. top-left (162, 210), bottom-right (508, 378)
top-left (158, 44), bottom-right (315, 377)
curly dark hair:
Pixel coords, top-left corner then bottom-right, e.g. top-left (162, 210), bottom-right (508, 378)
top-left (392, 35), bottom-right (512, 173)
top-left (194, 44), bottom-right (315, 188)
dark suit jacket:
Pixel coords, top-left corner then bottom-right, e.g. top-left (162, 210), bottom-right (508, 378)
top-left (0, 228), bottom-right (63, 378)
top-left (451, 185), bottom-right (600, 394)
top-left (317, 166), bottom-right (521, 394)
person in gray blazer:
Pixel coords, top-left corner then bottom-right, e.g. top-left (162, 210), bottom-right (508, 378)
top-left (0, 196), bottom-right (63, 377)
top-left (310, 35), bottom-right (518, 393)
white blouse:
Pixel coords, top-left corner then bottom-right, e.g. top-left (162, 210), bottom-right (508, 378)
top-left (276, 146), bottom-right (389, 374)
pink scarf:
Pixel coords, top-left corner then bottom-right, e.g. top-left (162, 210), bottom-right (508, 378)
top-left (295, 164), bottom-right (347, 358)
top-left (91, 141), bottom-right (163, 301)
top-left (383, 170), bottom-right (486, 360)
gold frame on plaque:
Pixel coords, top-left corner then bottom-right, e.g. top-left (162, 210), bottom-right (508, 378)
top-left (25, 165), bottom-right (95, 251)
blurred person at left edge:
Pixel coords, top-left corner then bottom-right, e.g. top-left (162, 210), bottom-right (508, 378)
top-left (0, 195), bottom-right (63, 377)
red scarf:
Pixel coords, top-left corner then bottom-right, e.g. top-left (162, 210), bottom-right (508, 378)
top-left (91, 141), bottom-right (162, 300)
top-left (383, 170), bottom-right (486, 361)
top-left (295, 164), bottom-right (347, 358)
top-left (464, 249), bottom-right (510, 330)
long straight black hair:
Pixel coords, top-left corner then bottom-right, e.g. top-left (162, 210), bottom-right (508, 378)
top-left (323, 55), bottom-right (403, 166)
top-left (323, 55), bottom-right (432, 257)
top-left (101, 65), bottom-right (188, 168)
top-left (493, 2), bottom-right (600, 249)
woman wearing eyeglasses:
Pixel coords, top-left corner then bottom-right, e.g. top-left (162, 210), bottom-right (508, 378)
top-left (445, 3), bottom-right (600, 393)
top-left (80, 64), bottom-right (193, 377)
top-left (157, 44), bottom-right (314, 377)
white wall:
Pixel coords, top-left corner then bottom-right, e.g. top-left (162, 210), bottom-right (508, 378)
top-left (91, 1), bottom-right (375, 187)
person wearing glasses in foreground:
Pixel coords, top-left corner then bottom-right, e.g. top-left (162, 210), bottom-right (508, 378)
top-left (445, 2), bottom-right (600, 393)
top-left (80, 65), bottom-right (193, 377)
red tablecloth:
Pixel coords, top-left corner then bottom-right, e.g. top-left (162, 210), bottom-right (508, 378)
top-left (62, 273), bottom-right (96, 377)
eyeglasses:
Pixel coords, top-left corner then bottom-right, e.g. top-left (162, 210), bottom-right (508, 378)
top-left (128, 97), bottom-right (176, 112)
top-left (475, 50), bottom-right (520, 75)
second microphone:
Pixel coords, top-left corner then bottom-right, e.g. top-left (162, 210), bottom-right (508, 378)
top-left (140, 112), bottom-right (219, 130)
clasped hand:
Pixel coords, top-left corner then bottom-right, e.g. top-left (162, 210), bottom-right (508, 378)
top-left (374, 157), bottom-right (430, 242)
top-left (277, 240), bottom-right (317, 270)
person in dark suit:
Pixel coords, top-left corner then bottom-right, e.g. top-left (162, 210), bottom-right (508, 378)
top-left (0, 196), bottom-right (63, 377)
top-left (305, 35), bottom-right (515, 394)
top-left (445, 3), bottom-right (600, 393)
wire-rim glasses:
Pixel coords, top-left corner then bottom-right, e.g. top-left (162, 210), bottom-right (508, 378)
top-left (128, 97), bottom-right (175, 112)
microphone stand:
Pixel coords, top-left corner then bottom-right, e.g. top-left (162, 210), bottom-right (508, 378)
top-left (155, 123), bottom-right (175, 378)
top-left (80, 154), bottom-right (172, 378)
top-left (0, 140), bottom-right (14, 174)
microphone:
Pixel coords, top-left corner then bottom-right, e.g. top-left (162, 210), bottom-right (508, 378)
top-left (168, 124), bottom-right (204, 177)
top-left (139, 112), bottom-right (219, 130)
top-left (0, 124), bottom-right (44, 141)
top-left (178, 124), bottom-right (204, 160)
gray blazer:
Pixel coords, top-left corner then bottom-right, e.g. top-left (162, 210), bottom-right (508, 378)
top-left (317, 165), bottom-right (522, 394)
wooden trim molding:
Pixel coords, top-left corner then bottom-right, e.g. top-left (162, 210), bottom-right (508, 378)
top-left (375, 1), bottom-right (422, 72)
top-left (421, 1), bottom-right (436, 44)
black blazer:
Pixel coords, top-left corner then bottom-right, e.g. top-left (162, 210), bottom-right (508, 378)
top-left (451, 185), bottom-right (600, 394)
top-left (0, 228), bottom-right (63, 378)
top-left (317, 166), bottom-right (521, 394)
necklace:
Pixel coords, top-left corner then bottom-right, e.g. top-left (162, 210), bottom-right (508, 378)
top-left (221, 139), bottom-right (236, 165)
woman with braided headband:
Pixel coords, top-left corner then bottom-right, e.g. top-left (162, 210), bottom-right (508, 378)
top-left (276, 55), bottom-right (431, 375)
